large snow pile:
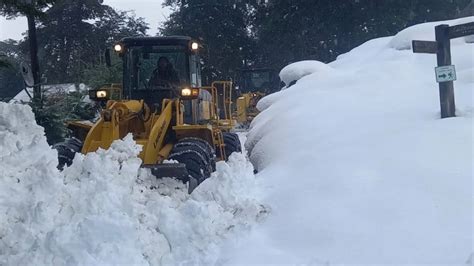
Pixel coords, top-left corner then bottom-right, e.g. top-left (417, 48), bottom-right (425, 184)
top-left (220, 17), bottom-right (474, 264)
top-left (0, 102), bottom-right (266, 265)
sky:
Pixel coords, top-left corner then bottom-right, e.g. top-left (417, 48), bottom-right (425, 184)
top-left (0, 0), bottom-right (171, 41)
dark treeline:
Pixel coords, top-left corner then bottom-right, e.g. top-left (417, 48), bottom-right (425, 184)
top-left (162, 0), bottom-right (471, 82)
top-left (1, 0), bottom-right (472, 98)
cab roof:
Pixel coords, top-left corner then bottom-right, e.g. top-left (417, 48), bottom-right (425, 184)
top-left (239, 67), bottom-right (276, 73)
top-left (120, 36), bottom-right (193, 47)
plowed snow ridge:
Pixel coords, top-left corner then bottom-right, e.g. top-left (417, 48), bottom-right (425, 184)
top-left (0, 102), bottom-right (267, 265)
top-left (220, 16), bottom-right (474, 265)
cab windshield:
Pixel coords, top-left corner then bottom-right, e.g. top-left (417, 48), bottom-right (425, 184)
top-left (240, 70), bottom-right (273, 93)
top-left (124, 45), bottom-right (189, 91)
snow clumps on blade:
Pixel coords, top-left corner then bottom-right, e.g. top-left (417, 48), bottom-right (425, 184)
top-left (134, 152), bottom-right (267, 265)
top-left (40, 134), bottom-right (151, 265)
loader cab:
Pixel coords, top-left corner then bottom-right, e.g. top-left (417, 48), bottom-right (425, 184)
top-left (115, 36), bottom-right (203, 121)
top-left (236, 68), bottom-right (280, 95)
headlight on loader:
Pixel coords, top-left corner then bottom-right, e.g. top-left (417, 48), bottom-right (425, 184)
top-left (96, 90), bottom-right (107, 98)
top-left (114, 44), bottom-right (123, 52)
top-left (181, 88), bottom-right (192, 97)
top-left (181, 87), bottom-right (200, 99)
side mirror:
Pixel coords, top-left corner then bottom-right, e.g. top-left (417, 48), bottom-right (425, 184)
top-left (105, 48), bottom-right (111, 67)
top-left (20, 62), bottom-right (34, 87)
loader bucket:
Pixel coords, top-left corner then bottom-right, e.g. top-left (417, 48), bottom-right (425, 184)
top-left (142, 163), bottom-right (201, 193)
top-left (142, 163), bottom-right (190, 182)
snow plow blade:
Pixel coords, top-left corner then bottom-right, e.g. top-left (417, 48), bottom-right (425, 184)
top-left (142, 163), bottom-right (189, 181)
top-left (142, 163), bottom-right (199, 193)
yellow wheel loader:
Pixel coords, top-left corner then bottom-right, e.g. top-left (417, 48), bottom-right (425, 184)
top-left (234, 68), bottom-right (280, 126)
top-left (53, 36), bottom-right (241, 193)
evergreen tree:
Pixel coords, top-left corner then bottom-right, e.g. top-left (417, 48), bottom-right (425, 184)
top-left (13, 0), bottom-right (148, 85)
top-left (29, 0), bottom-right (148, 84)
top-left (4, 0), bottom-right (149, 143)
top-left (1, 0), bottom-right (57, 100)
top-left (249, 0), bottom-right (471, 71)
top-left (0, 40), bottom-right (25, 101)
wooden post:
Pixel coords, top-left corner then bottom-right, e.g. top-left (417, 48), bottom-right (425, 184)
top-left (435, 24), bottom-right (456, 118)
top-left (26, 13), bottom-right (41, 103)
top-left (414, 21), bottom-right (474, 119)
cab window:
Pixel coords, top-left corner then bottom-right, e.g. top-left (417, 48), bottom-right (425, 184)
top-left (126, 45), bottom-right (189, 90)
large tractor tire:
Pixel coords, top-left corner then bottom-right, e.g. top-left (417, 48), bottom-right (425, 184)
top-left (222, 132), bottom-right (242, 160)
top-left (168, 138), bottom-right (214, 193)
top-left (53, 137), bottom-right (83, 170)
top-left (175, 137), bottom-right (216, 171)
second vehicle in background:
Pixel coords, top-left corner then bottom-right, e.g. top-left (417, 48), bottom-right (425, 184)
top-left (234, 68), bottom-right (280, 127)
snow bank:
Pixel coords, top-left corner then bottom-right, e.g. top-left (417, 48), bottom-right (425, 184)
top-left (0, 102), bottom-right (265, 265)
top-left (221, 17), bottom-right (474, 264)
top-left (255, 90), bottom-right (286, 112)
top-left (133, 150), bottom-right (267, 265)
top-left (0, 103), bottom-right (62, 264)
top-left (279, 60), bottom-right (334, 87)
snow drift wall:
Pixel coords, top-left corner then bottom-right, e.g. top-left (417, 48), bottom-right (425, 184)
top-left (227, 17), bottom-right (474, 265)
top-left (0, 103), bottom-right (63, 264)
top-left (0, 102), bottom-right (266, 265)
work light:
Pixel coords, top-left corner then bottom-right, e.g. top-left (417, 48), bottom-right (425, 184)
top-left (114, 44), bottom-right (123, 52)
top-left (181, 88), bottom-right (192, 96)
top-left (96, 90), bottom-right (107, 98)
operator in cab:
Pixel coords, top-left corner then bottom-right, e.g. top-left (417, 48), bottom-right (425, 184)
top-left (149, 56), bottom-right (180, 88)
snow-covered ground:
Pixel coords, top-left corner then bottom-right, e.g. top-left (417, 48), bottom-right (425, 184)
top-left (219, 17), bottom-right (474, 265)
top-left (0, 103), bottom-right (266, 265)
